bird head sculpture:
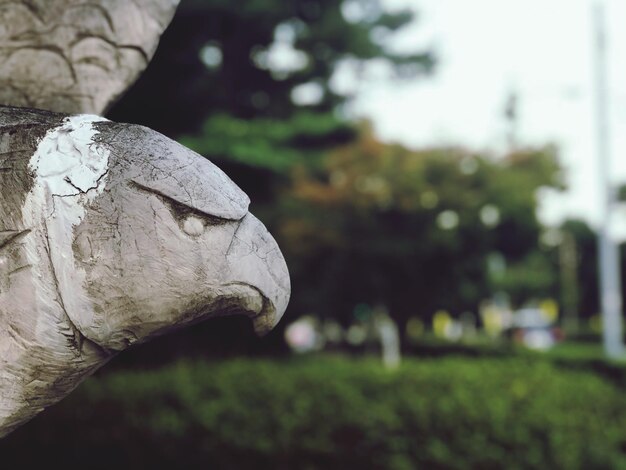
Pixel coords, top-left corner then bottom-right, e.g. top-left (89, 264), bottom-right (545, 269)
top-left (0, 106), bottom-right (290, 436)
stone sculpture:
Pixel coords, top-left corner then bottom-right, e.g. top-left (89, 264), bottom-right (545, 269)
top-left (0, 0), bottom-right (180, 114)
top-left (0, 106), bottom-right (291, 437)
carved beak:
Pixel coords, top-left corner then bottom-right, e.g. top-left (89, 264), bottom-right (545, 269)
top-left (108, 123), bottom-right (290, 336)
top-left (224, 213), bottom-right (290, 335)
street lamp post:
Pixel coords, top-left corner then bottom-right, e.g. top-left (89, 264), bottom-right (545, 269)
top-left (593, 0), bottom-right (625, 358)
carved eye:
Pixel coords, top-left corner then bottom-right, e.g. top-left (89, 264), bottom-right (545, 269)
top-left (130, 181), bottom-right (232, 232)
top-left (183, 215), bottom-right (205, 237)
top-left (161, 196), bottom-right (231, 236)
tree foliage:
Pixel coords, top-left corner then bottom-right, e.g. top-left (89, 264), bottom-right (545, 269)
top-left (274, 126), bottom-right (564, 324)
top-left (109, 0), bottom-right (433, 135)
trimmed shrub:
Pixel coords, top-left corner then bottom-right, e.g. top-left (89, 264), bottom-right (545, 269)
top-left (2, 356), bottom-right (626, 469)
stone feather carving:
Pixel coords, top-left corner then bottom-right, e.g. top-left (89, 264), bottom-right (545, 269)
top-left (0, 0), bottom-right (180, 114)
top-left (0, 106), bottom-right (290, 436)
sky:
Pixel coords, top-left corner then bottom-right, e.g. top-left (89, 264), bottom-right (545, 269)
top-left (348, 0), bottom-right (626, 232)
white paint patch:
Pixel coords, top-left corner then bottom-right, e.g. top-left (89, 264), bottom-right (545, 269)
top-left (30, 115), bottom-right (110, 199)
top-left (21, 115), bottom-right (110, 342)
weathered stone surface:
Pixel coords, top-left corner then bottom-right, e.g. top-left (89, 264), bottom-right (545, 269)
top-left (0, 106), bottom-right (290, 437)
top-left (0, 0), bottom-right (180, 114)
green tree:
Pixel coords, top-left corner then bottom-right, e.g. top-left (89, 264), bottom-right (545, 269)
top-left (275, 126), bottom-right (564, 325)
top-left (110, 0), bottom-right (433, 136)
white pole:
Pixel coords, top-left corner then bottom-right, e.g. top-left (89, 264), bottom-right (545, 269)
top-left (593, 0), bottom-right (625, 358)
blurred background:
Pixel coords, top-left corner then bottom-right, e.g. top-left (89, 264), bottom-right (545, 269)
top-left (5, 0), bottom-right (626, 467)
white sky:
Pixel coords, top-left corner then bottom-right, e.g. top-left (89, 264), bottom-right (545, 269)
top-left (349, 0), bottom-right (626, 229)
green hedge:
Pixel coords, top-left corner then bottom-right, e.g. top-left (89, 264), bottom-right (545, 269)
top-left (3, 356), bottom-right (626, 469)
